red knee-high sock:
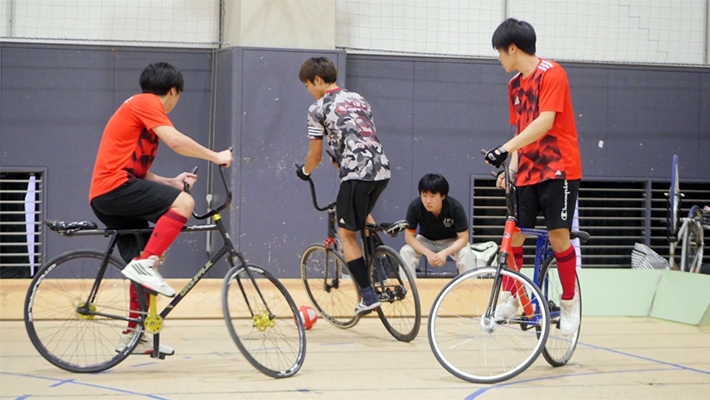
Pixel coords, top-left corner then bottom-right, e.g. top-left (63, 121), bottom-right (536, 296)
top-left (142, 210), bottom-right (188, 259)
top-left (127, 285), bottom-right (148, 331)
top-left (503, 246), bottom-right (525, 293)
top-left (555, 246), bottom-right (577, 300)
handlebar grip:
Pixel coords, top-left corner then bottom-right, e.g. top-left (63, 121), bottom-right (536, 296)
top-left (184, 166), bottom-right (198, 193)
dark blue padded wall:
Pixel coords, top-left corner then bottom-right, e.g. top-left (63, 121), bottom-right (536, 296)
top-left (344, 57), bottom-right (415, 231)
top-left (602, 67), bottom-right (702, 178)
top-left (552, 64), bottom-right (706, 181)
top-left (216, 47), bottom-right (347, 277)
top-left (2, 44), bottom-right (709, 279)
top-left (0, 43), bottom-right (215, 277)
top-left (345, 56), bottom-right (709, 197)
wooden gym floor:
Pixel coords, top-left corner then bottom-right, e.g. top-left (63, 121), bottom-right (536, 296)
top-left (1, 316), bottom-right (709, 399)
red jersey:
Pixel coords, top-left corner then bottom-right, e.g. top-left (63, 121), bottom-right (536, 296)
top-left (89, 94), bottom-right (173, 200)
top-left (508, 59), bottom-right (582, 186)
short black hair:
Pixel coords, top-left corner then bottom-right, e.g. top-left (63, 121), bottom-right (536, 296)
top-left (140, 62), bottom-right (184, 95)
top-left (298, 57), bottom-right (338, 84)
top-left (418, 173), bottom-right (449, 197)
top-left (491, 18), bottom-right (536, 55)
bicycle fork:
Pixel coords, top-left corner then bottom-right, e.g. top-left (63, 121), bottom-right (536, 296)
top-left (487, 219), bottom-right (535, 322)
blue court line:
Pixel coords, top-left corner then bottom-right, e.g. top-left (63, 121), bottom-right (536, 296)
top-left (464, 367), bottom-right (674, 399)
top-left (130, 362), bottom-right (159, 368)
top-left (463, 340), bottom-right (710, 399)
top-left (581, 342), bottom-right (710, 376)
top-left (49, 378), bottom-right (74, 387)
top-left (0, 371), bottom-right (169, 400)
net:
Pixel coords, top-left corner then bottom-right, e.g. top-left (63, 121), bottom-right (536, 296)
top-left (0, 0), bottom-right (223, 48)
top-left (336, 0), bottom-right (709, 66)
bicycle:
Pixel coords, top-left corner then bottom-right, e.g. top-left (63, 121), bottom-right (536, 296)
top-left (24, 166), bottom-right (306, 378)
top-left (427, 160), bottom-right (589, 383)
top-left (667, 154), bottom-right (708, 273)
top-left (298, 176), bottom-right (421, 342)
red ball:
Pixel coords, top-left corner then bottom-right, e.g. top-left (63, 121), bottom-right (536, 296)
top-left (298, 305), bottom-right (318, 330)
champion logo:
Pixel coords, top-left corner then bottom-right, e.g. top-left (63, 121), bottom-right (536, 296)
top-left (339, 218), bottom-right (346, 224)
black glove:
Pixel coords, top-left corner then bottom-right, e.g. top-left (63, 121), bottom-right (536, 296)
top-left (484, 146), bottom-right (509, 168)
top-left (295, 164), bottom-right (311, 181)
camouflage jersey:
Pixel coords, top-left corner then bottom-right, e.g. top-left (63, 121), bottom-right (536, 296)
top-left (307, 88), bottom-right (391, 182)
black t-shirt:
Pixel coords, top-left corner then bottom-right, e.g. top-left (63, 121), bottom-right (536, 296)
top-left (405, 196), bottom-right (469, 241)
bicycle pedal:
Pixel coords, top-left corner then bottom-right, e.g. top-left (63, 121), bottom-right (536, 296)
top-left (149, 351), bottom-right (173, 359)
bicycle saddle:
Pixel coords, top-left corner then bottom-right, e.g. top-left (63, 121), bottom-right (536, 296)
top-left (380, 219), bottom-right (408, 237)
top-left (45, 220), bottom-right (98, 233)
top-left (570, 230), bottom-right (590, 244)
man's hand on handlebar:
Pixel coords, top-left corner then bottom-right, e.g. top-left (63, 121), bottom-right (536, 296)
top-left (295, 163), bottom-right (311, 181)
top-left (172, 171), bottom-right (197, 191)
top-left (484, 146), bottom-right (509, 168)
top-left (215, 149), bottom-right (233, 167)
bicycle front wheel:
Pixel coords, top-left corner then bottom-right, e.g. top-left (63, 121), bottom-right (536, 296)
top-left (223, 264), bottom-right (306, 379)
top-left (682, 211), bottom-right (704, 273)
top-left (371, 245), bottom-right (421, 342)
top-left (300, 244), bottom-right (360, 328)
top-left (428, 267), bottom-right (550, 384)
top-left (24, 249), bottom-right (143, 373)
top-left (537, 257), bottom-right (581, 367)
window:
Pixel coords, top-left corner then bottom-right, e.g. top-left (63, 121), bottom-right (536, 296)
top-left (471, 178), bottom-right (710, 268)
top-left (0, 171), bottom-right (43, 278)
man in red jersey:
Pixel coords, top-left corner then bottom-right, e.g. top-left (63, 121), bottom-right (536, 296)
top-left (485, 19), bottom-right (582, 336)
top-left (89, 62), bottom-right (232, 354)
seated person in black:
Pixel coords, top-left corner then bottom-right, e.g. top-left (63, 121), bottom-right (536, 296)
top-left (399, 173), bottom-right (476, 278)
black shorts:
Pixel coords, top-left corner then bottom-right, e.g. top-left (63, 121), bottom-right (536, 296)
top-left (517, 179), bottom-right (580, 231)
top-left (336, 179), bottom-right (389, 231)
top-left (90, 177), bottom-right (181, 262)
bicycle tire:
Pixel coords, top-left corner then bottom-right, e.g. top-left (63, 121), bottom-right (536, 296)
top-left (428, 267), bottom-right (550, 384)
top-left (300, 244), bottom-right (360, 328)
top-left (222, 264), bottom-right (306, 379)
top-left (682, 211), bottom-right (704, 273)
top-left (537, 257), bottom-right (581, 367)
top-left (24, 249), bottom-right (143, 373)
top-left (370, 245), bottom-right (421, 342)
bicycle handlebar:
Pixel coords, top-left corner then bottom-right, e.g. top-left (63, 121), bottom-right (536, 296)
top-left (185, 165), bottom-right (233, 220)
top-left (481, 148), bottom-right (517, 218)
top-left (305, 175), bottom-right (335, 212)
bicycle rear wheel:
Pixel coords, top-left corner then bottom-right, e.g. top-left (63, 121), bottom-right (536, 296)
top-left (370, 245), bottom-right (421, 342)
top-left (300, 244), bottom-right (360, 328)
top-left (428, 267), bottom-right (549, 384)
top-left (682, 211), bottom-right (704, 273)
top-left (537, 257), bottom-right (581, 367)
top-left (24, 249), bottom-right (143, 373)
top-left (223, 264), bottom-right (306, 379)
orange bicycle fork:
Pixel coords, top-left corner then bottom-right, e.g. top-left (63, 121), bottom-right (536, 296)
top-left (494, 218), bottom-right (534, 318)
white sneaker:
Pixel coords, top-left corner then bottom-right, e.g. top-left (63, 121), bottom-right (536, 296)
top-left (560, 293), bottom-right (581, 335)
top-left (121, 256), bottom-right (176, 297)
top-left (115, 330), bottom-right (175, 356)
top-left (495, 291), bottom-right (519, 321)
